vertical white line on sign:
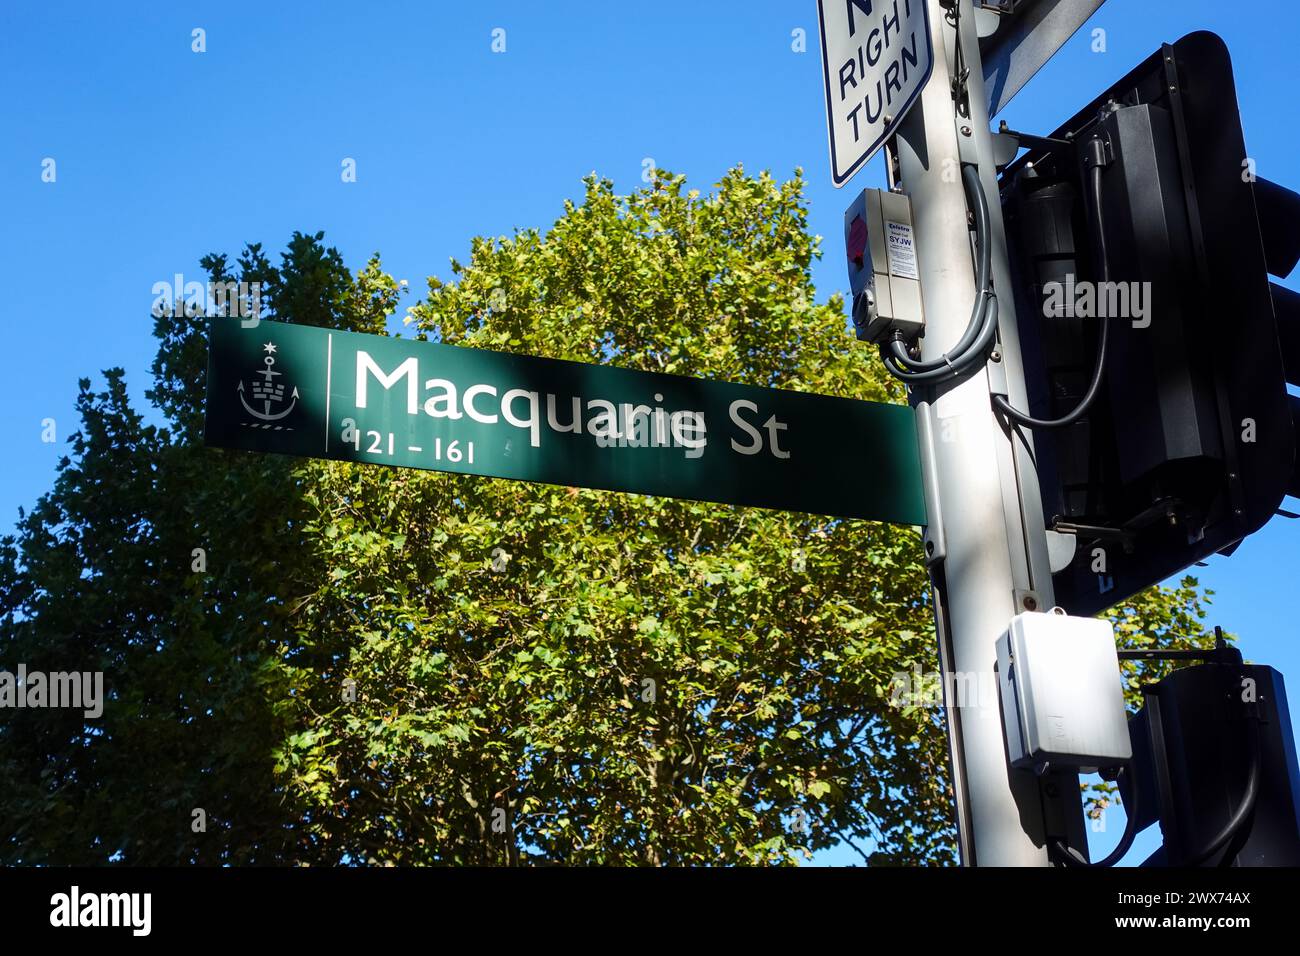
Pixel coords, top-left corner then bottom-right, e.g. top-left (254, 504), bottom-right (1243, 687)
top-left (324, 333), bottom-right (333, 452)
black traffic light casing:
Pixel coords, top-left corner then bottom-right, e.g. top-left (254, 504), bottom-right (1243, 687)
top-left (1001, 32), bottom-right (1299, 616)
top-left (1123, 658), bottom-right (1300, 866)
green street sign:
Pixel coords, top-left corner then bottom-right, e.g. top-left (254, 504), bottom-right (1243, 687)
top-left (203, 318), bottom-right (926, 525)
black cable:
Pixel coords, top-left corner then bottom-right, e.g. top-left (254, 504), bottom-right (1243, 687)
top-left (876, 3), bottom-right (994, 388)
top-left (1050, 764), bottom-right (1142, 868)
top-left (884, 166), bottom-right (993, 373)
top-left (879, 164), bottom-right (998, 384)
top-left (948, 0), bottom-right (970, 111)
top-left (992, 151), bottom-right (1111, 429)
top-left (1179, 716), bottom-right (1262, 867)
top-left (881, 295), bottom-right (998, 383)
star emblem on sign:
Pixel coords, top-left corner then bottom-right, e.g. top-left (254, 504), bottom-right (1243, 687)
top-left (263, 342), bottom-right (278, 354)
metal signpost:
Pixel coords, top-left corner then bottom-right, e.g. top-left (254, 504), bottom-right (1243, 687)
top-left (204, 318), bottom-right (927, 526)
top-left (819, 0), bottom-right (1103, 865)
top-left (897, 0), bottom-right (1070, 866)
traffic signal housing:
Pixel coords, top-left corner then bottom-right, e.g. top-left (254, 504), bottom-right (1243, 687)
top-left (1122, 652), bottom-right (1300, 866)
top-left (1000, 31), bottom-right (1300, 616)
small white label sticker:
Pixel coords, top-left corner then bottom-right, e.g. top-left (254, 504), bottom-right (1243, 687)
top-left (885, 221), bottom-right (919, 280)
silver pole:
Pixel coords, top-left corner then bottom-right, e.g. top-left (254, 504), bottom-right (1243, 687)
top-left (895, 0), bottom-right (1062, 866)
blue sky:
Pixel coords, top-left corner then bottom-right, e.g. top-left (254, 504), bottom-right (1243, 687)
top-left (2, 1), bottom-right (1297, 866)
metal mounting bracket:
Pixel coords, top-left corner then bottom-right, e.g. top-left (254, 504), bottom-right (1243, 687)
top-left (914, 400), bottom-right (948, 567)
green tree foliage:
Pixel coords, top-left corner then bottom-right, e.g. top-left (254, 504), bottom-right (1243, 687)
top-left (0, 172), bottom-right (1223, 865)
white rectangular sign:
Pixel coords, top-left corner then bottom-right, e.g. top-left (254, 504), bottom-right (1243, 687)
top-left (817, 0), bottom-right (934, 187)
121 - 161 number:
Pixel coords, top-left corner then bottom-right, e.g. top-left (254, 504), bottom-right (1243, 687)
top-left (340, 418), bottom-right (474, 464)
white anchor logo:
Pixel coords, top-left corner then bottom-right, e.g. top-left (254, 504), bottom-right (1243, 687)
top-left (238, 342), bottom-right (299, 429)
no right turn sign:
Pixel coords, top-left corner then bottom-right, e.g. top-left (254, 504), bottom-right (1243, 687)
top-left (816, 0), bottom-right (935, 187)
